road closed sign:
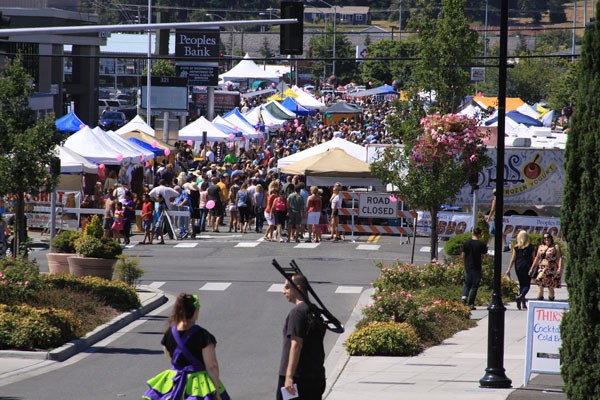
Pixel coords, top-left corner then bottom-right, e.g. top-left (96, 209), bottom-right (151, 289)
top-left (358, 193), bottom-right (397, 218)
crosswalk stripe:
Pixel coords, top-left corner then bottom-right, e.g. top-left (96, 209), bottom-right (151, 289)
top-left (174, 243), bottom-right (198, 248)
top-left (268, 283), bottom-right (285, 292)
top-left (199, 282), bottom-right (232, 291)
top-left (335, 286), bottom-right (363, 294)
top-left (356, 244), bottom-right (380, 251)
top-left (235, 242), bottom-right (260, 248)
top-left (420, 246), bottom-right (444, 253)
top-left (149, 281), bottom-right (166, 289)
top-left (294, 243), bottom-right (319, 249)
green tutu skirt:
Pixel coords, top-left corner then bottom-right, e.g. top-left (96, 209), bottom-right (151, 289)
top-left (143, 369), bottom-right (230, 400)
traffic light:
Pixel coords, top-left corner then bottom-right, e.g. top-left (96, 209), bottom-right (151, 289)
top-left (280, 1), bottom-right (304, 55)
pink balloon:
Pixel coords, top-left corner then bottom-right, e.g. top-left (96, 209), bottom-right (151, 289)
top-left (98, 164), bottom-right (106, 170)
top-left (228, 133), bottom-right (235, 140)
top-left (296, 127), bottom-right (302, 132)
top-left (151, 141), bottom-right (157, 148)
top-left (164, 148), bottom-right (171, 157)
top-left (319, 124), bottom-right (324, 129)
top-left (116, 154), bottom-right (123, 162)
top-left (145, 161), bottom-right (151, 167)
top-left (140, 155), bottom-right (145, 162)
top-left (234, 126), bottom-right (239, 131)
top-left (79, 124), bottom-right (85, 129)
top-left (294, 119), bottom-right (298, 124)
top-left (206, 200), bottom-right (215, 210)
top-left (389, 195), bottom-right (398, 202)
top-left (187, 139), bottom-right (193, 146)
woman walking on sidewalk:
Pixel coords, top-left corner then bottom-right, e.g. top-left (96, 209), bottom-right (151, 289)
top-left (506, 230), bottom-right (535, 309)
top-left (529, 233), bottom-right (562, 301)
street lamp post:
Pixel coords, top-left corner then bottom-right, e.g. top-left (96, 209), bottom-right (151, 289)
top-left (308, 0), bottom-right (336, 77)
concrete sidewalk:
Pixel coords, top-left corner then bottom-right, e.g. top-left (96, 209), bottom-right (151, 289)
top-left (324, 287), bottom-right (568, 400)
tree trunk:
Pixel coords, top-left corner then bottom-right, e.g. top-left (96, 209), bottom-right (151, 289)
top-left (13, 193), bottom-right (28, 258)
top-left (429, 206), bottom-right (439, 261)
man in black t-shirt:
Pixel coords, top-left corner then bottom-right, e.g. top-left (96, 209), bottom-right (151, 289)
top-left (461, 227), bottom-right (488, 309)
top-left (278, 274), bottom-right (326, 400)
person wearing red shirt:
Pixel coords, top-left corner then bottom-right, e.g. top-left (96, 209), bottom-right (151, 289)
top-left (140, 193), bottom-right (154, 244)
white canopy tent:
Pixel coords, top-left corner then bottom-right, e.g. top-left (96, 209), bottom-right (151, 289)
top-left (179, 116), bottom-right (230, 141)
top-left (220, 110), bottom-right (262, 139)
top-left (244, 105), bottom-right (287, 129)
top-left (93, 127), bottom-right (155, 162)
top-left (277, 137), bottom-right (368, 168)
top-left (291, 86), bottom-right (326, 110)
top-left (219, 53), bottom-right (281, 81)
top-left (58, 145), bottom-right (98, 174)
top-left (265, 99), bottom-right (296, 118)
top-left (115, 114), bottom-right (155, 136)
top-left (64, 126), bottom-right (153, 165)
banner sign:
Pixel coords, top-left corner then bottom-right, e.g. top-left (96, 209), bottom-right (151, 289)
top-left (455, 148), bottom-right (565, 207)
top-left (176, 62), bottom-right (219, 86)
top-left (416, 212), bottom-right (560, 240)
top-left (524, 301), bottom-right (569, 386)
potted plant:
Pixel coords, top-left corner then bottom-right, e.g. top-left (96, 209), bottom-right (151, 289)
top-left (47, 230), bottom-right (82, 274)
top-left (67, 235), bottom-right (123, 280)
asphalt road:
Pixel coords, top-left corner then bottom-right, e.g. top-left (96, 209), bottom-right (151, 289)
top-left (1, 231), bottom-right (436, 399)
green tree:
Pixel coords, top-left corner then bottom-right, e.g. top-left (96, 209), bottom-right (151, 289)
top-left (560, 16), bottom-right (600, 400)
top-left (142, 58), bottom-right (176, 76)
top-left (360, 39), bottom-right (418, 88)
top-left (259, 37), bottom-right (274, 59)
top-left (546, 60), bottom-right (578, 112)
top-left (0, 57), bottom-right (64, 257)
top-left (506, 57), bottom-right (568, 104)
top-left (411, 0), bottom-right (480, 112)
top-left (308, 25), bottom-right (357, 84)
top-left (371, 99), bottom-right (490, 260)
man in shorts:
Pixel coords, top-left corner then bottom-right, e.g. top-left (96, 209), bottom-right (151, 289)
top-left (102, 191), bottom-right (115, 239)
top-left (287, 185), bottom-right (305, 243)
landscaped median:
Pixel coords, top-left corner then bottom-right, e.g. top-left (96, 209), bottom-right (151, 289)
top-left (0, 256), bottom-right (164, 360)
top-left (344, 258), bottom-right (518, 356)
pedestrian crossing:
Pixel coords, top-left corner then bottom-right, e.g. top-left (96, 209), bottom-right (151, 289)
top-left (163, 281), bottom-right (364, 293)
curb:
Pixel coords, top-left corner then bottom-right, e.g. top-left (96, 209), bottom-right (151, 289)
top-left (324, 287), bottom-right (374, 398)
top-left (0, 285), bottom-right (167, 362)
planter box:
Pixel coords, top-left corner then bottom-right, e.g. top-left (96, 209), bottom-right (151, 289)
top-left (67, 256), bottom-right (116, 280)
top-left (46, 253), bottom-right (73, 274)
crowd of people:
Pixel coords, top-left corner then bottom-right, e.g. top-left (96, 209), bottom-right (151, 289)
top-left (93, 97), bottom-right (400, 243)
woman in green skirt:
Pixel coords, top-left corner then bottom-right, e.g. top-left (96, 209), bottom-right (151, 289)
top-left (143, 293), bottom-right (230, 400)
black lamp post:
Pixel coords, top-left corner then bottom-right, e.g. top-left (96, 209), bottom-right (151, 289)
top-left (479, 0), bottom-right (512, 389)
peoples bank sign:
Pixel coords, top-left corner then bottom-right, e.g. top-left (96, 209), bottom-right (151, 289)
top-left (175, 30), bottom-right (220, 58)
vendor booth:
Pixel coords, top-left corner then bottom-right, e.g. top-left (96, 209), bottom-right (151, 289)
top-left (323, 102), bottom-right (362, 126)
top-left (279, 148), bottom-right (381, 187)
top-left (277, 137), bottom-right (368, 168)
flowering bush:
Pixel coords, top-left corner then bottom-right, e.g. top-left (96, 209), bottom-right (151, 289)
top-left (411, 113), bottom-right (489, 174)
top-left (345, 321), bottom-right (421, 356)
top-left (0, 257), bottom-right (41, 303)
top-left (0, 304), bottom-right (80, 349)
top-left (373, 260), bottom-right (464, 292)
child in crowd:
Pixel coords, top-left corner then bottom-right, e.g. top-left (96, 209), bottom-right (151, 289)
top-left (112, 202), bottom-right (124, 243)
top-left (140, 193), bottom-right (154, 245)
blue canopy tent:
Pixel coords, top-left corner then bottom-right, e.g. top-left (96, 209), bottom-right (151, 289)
top-left (55, 112), bottom-right (85, 133)
top-left (484, 110), bottom-right (543, 127)
top-left (345, 84), bottom-right (398, 98)
top-left (280, 97), bottom-right (312, 116)
top-left (128, 137), bottom-right (165, 157)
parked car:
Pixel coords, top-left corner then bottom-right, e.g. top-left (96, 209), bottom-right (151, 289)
top-left (99, 111), bottom-right (127, 131)
top-left (98, 99), bottom-right (121, 115)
